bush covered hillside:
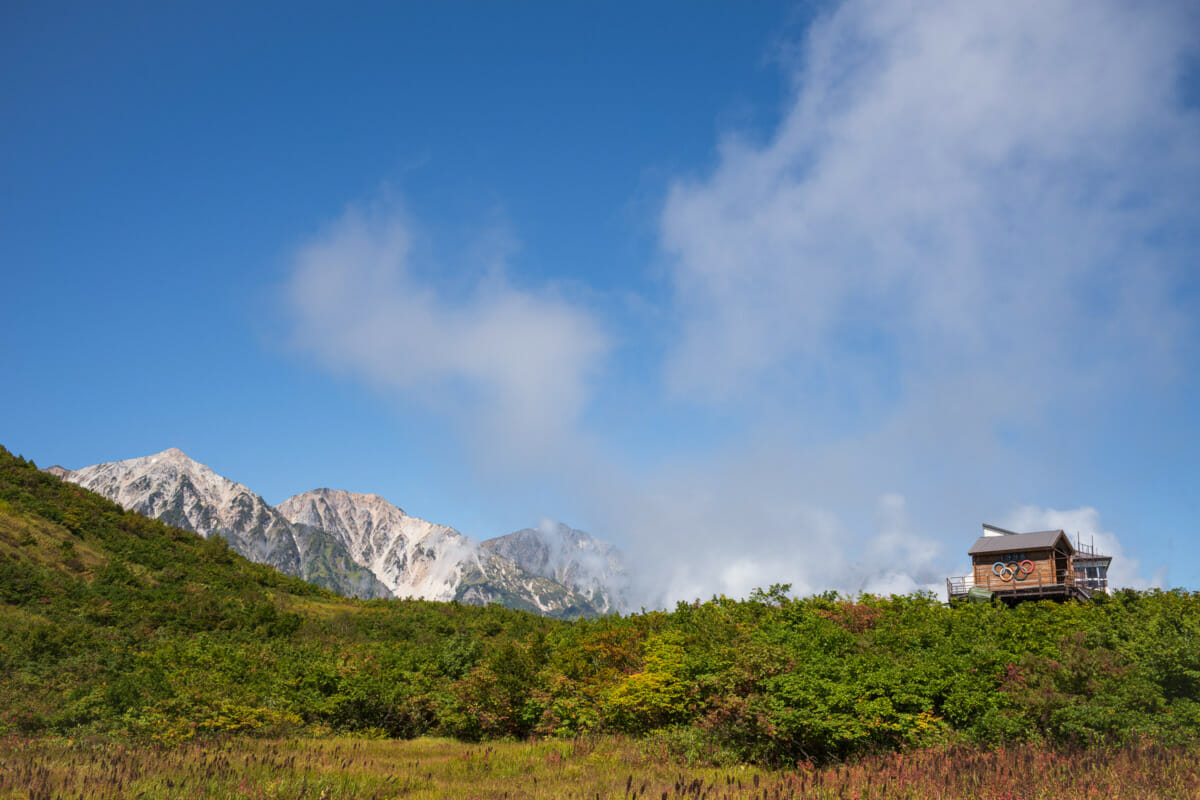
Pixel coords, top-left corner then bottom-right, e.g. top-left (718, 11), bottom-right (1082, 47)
top-left (2, 445), bottom-right (1199, 763)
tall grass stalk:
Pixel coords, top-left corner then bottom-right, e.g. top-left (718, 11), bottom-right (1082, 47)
top-left (2, 735), bottom-right (1197, 799)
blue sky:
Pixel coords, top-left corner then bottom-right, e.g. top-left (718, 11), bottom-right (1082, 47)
top-left (3, 0), bottom-right (1198, 604)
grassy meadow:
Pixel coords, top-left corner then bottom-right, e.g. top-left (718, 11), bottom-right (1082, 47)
top-left (3, 735), bottom-right (1200, 800)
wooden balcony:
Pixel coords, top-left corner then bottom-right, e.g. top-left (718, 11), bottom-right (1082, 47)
top-left (947, 571), bottom-right (1093, 605)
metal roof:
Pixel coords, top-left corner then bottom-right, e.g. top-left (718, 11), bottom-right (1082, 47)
top-left (968, 529), bottom-right (1074, 556)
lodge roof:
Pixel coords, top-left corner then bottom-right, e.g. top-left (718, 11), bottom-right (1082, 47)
top-left (968, 529), bottom-right (1075, 556)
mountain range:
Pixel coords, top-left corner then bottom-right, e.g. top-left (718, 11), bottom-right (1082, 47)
top-left (50, 448), bottom-right (628, 617)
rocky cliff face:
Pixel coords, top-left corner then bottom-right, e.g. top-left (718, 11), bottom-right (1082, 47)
top-left (54, 449), bottom-right (629, 617)
top-left (481, 522), bottom-right (629, 614)
top-left (58, 449), bottom-right (391, 599)
top-left (276, 489), bottom-right (472, 601)
top-left (276, 489), bottom-right (606, 616)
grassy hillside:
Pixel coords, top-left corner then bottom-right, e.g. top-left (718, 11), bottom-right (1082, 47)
top-left (3, 445), bottom-right (1200, 764)
top-left (0, 446), bottom-right (558, 742)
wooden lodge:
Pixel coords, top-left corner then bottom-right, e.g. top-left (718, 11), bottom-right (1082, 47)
top-left (946, 523), bottom-right (1112, 605)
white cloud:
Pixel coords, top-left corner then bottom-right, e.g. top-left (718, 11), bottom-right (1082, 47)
top-left (1001, 505), bottom-right (1166, 590)
top-left (285, 203), bottom-right (608, 462)
top-left (661, 0), bottom-right (1197, 404)
top-left (857, 492), bottom-right (944, 596)
top-left (603, 441), bottom-right (838, 605)
top-left (608, 436), bottom-right (950, 607)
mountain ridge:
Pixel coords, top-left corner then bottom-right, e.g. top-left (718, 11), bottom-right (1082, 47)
top-left (55, 448), bottom-right (627, 617)
top-left (277, 487), bottom-right (474, 602)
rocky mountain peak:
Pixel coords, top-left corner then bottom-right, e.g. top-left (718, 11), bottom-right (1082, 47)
top-left (278, 488), bottom-right (471, 600)
top-left (289, 488), bottom-right (409, 519)
top-left (56, 448), bottom-right (628, 617)
top-left (481, 521), bottom-right (629, 614)
top-left (68, 449), bottom-right (316, 583)
top-left (60, 451), bottom-right (391, 600)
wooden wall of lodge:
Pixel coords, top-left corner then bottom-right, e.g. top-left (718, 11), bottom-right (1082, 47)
top-left (972, 548), bottom-right (1075, 592)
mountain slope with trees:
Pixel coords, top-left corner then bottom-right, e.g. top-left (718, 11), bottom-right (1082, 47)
top-left (2, 445), bottom-right (1199, 763)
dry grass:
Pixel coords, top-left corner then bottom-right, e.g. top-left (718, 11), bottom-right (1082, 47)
top-left (1, 735), bottom-right (1197, 800)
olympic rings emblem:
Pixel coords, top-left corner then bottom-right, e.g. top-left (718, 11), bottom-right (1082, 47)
top-left (992, 560), bottom-right (1036, 582)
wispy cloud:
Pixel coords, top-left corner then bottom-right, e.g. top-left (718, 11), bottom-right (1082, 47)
top-left (284, 203), bottom-right (608, 463)
top-left (661, 0), bottom-right (1197, 405)
top-left (616, 464), bottom-right (947, 608)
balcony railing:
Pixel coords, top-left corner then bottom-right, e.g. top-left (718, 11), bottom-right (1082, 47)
top-left (947, 571), bottom-right (1085, 602)
top-left (946, 576), bottom-right (975, 599)
top-left (1075, 574), bottom-right (1109, 592)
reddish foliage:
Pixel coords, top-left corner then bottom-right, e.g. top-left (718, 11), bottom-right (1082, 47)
top-left (816, 603), bottom-right (884, 634)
